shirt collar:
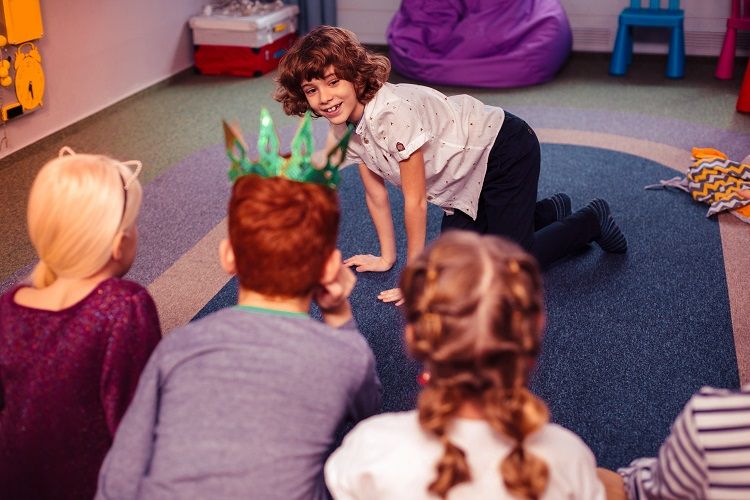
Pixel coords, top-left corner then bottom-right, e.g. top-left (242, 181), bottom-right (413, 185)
top-left (355, 83), bottom-right (395, 136)
top-left (233, 305), bottom-right (308, 318)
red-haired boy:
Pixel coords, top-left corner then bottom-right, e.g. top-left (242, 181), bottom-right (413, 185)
top-left (96, 175), bottom-right (382, 499)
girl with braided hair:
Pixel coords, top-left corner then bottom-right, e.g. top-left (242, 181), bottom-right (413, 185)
top-left (325, 231), bottom-right (605, 499)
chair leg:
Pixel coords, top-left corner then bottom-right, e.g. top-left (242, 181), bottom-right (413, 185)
top-left (737, 57), bottom-right (750, 113)
top-left (666, 24), bottom-right (685, 79)
top-left (715, 27), bottom-right (737, 80)
top-left (626, 26), bottom-right (633, 66)
top-left (610, 21), bottom-right (630, 76)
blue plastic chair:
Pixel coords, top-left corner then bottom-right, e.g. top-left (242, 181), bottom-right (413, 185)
top-left (609, 0), bottom-right (685, 79)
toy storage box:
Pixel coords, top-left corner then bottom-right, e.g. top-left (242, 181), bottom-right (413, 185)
top-left (189, 5), bottom-right (299, 77)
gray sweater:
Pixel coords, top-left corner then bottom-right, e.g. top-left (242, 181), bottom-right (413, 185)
top-left (96, 307), bottom-right (382, 500)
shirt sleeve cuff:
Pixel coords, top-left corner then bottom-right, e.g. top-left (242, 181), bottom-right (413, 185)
top-left (395, 132), bottom-right (428, 162)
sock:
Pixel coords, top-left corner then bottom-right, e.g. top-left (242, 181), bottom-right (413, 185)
top-left (583, 199), bottom-right (627, 253)
top-left (548, 193), bottom-right (572, 221)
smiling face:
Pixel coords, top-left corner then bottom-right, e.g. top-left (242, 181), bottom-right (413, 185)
top-left (301, 66), bottom-right (365, 125)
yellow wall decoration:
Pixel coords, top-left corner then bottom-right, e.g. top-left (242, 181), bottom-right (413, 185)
top-left (1, 0), bottom-right (43, 44)
top-left (14, 41), bottom-right (42, 110)
top-left (0, 0), bottom-right (45, 128)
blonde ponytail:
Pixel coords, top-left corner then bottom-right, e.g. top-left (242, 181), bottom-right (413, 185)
top-left (30, 260), bottom-right (57, 288)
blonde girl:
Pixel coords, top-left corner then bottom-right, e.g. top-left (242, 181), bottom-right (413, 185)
top-left (0, 148), bottom-right (161, 500)
top-left (325, 231), bottom-right (604, 499)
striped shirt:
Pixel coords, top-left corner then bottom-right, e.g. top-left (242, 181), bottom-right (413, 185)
top-left (618, 385), bottom-right (750, 499)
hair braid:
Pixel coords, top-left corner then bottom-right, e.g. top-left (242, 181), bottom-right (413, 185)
top-left (483, 258), bottom-right (549, 499)
top-left (418, 381), bottom-right (472, 498)
top-left (492, 387), bottom-right (550, 499)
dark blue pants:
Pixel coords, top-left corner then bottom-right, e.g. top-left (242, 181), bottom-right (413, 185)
top-left (441, 112), bottom-right (599, 269)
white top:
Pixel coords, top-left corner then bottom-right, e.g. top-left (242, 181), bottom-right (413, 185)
top-left (332, 82), bottom-right (504, 220)
top-left (325, 410), bottom-right (606, 500)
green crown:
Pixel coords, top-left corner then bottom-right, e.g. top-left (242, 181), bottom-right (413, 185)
top-left (224, 109), bottom-right (353, 189)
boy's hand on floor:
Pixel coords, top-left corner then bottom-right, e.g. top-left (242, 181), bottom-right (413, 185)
top-left (378, 287), bottom-right (404, 306)
top-left (315, 266), bottom-right (356, 327)
top-left (344, 254), bottom-right (394, 272)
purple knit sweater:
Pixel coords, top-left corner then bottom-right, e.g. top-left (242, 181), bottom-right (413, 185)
top-left (0, 278), bottom-right (162, 500)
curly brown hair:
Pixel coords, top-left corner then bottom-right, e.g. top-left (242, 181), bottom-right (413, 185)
top-left (400, 231), bottom-right (550, 499)
top-left (273, 26), bottom-right (390, 116)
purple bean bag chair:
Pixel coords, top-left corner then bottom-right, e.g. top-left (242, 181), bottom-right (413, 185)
top-left (386, 0), bottom-right (572, 88)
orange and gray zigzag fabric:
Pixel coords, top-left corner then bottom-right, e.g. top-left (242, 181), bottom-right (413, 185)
top-left (690, 148), bottom-right (750, 224)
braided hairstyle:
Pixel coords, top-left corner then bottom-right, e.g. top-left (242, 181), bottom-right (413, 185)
top-left (400, 231), bottom-right (550, 499)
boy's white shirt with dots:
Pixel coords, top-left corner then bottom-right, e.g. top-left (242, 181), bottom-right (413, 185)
top-left (331, 82), bottom-right (505, 221)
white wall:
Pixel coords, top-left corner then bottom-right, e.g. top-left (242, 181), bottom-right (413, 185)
top-left (338, 0), bottom-right (400, 45)
top-left (338, 0), bottom-right (746, 56)
top-left (0, 0), bottom-right (205, 158)
top-left (2, 1), bottom-right (744, 159)
top-left (565, 0), bottom-right (742, 55)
